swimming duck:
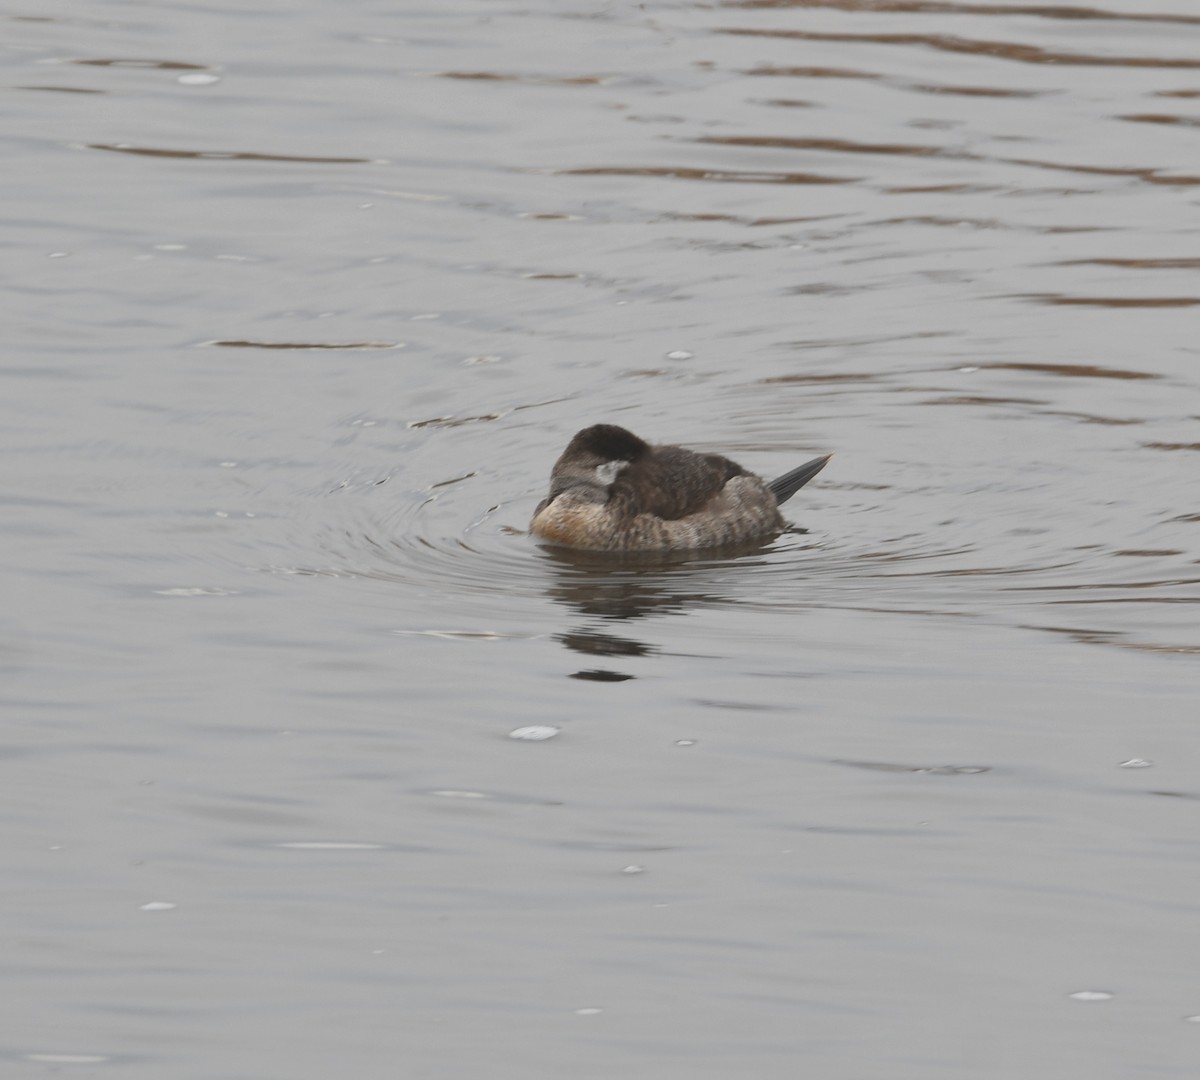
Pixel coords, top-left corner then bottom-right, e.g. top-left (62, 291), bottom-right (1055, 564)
top-left (530, 424), bottom-right (830, 552)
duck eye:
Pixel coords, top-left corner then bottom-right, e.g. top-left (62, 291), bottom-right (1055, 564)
top-left (595, 460), bottom-right (626, 485)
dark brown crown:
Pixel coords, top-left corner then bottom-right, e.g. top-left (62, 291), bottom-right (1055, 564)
top-left (565, 424), bottom-right (650, 462)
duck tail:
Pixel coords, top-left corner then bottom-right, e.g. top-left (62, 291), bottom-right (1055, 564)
top-left (768, 454), bottom-right (832, 505)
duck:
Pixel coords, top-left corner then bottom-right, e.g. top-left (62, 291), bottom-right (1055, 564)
top-left (530, 424), bottom-right (830, 552)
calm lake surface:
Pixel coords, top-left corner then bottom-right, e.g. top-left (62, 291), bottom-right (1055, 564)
top-left (5, 1), bottom-right (1200, 1076)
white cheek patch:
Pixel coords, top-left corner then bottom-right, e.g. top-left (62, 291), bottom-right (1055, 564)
top-left (595, 460), bottom-right (627, 485)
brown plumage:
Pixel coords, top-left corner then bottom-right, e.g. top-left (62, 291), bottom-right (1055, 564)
top-left (530, 424), bottom-right (831, 552)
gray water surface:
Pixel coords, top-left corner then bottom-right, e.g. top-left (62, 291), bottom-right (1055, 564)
top-left (5, 2), bottom-right (1200, 1077)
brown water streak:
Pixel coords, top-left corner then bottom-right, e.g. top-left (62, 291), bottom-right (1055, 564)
top-left (207, 341), bottom-right (401, 350)
top-left (722, 0), bottom-right (1200, 27)
top-left (88, 144), bottom-right (376, 164)
top-left (437, 71), bottom-right (608, 85)
top-left (67, 58), bottom-right (209, 69)
top-left (720, 28), bottom-right (1200, 69)
top-left (910, 83), bottom-right (1046, 97)
top-left (922, 395), bottom-right (1048, 406)
top-left (763, 372), bottom-right (879, 384)
top-left (1120, 114), bottom-right (1200, 127)
top-left (983, 362), bottom-right (1157, 379)
top-left (558, 166), bottom-right (857, 184)
top-left (1055, 258), bottom-right (1200, 269)
top-left (1003, 157), bottom-right (1200, 187)
top-left (1020, 294), bottom-right (1200, 308)
top-left (746, 65), bottom-right (880, 79)
top-left (699, 135), bottom-right (956, 158)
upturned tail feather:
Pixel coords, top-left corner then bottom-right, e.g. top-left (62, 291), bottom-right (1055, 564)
top-left (768, 454), bottom-right (832, 505)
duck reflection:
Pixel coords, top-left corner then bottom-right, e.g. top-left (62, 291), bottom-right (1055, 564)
top-left (556, 629), bottom-right (657, 657)
top-left (539, 535), bottom-right (800, 677)
top-left (538, 536), bottom-right (782, 621)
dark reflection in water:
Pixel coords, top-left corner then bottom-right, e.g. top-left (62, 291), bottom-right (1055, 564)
top-left (569, 669), bottom-right (636, 682)
top-left (535, 537), bottom-right (793, 622)
top-left (541, 567), bottom-right (725, 622)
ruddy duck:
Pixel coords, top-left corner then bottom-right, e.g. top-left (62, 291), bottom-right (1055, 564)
top-left (530, 424), bottom-right (831, 552)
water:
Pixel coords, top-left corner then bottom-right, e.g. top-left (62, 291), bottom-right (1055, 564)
top-left (5, 1), bottom-right (1200, 1076)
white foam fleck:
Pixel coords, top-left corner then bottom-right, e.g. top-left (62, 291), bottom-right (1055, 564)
top-left (153, 587), bottom-right (238, 597)
top-left (508, 725), bottom-right (560, 741)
